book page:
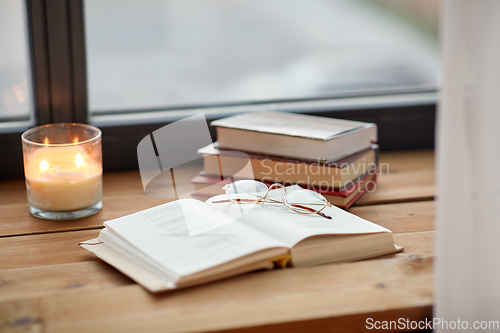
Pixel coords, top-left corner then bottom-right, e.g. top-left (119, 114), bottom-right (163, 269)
top-left (103, 199), bottom-right (286, 277)
top-left (205, 186), bottom-right (390, 248)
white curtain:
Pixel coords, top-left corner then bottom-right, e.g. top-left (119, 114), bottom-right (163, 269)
top-left (436, 0), bottom-right (500, 330)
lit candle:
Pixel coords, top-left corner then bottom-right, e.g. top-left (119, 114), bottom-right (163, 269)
top-left (22, 124), bottom-right (102, 220)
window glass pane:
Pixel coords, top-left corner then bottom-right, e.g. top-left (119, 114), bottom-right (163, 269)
top-left (0, 0), bottom-right (33, 127)
top-left (85, 0), bottom-right (439, 115)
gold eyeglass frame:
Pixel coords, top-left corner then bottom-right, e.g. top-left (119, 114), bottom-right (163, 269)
top-left (213, 180), bottom-right (333, 219)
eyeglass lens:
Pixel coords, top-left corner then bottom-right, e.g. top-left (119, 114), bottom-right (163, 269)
top-left (226, 180), bottom-right (268, 203)
top-left (285, 190), bottom-right (327, 214)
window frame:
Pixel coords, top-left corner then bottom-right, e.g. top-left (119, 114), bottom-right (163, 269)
top-left (0, 0), bottom-right (437, 180)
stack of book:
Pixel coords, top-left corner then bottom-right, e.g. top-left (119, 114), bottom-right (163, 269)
top-left (192, 111), bottom-right (378, 209)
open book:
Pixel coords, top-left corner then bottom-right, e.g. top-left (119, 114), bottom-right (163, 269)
top-left (80, 186), bottom-right (401, 293)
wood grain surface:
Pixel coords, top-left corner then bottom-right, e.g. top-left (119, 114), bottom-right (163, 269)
top-left (0, 150), bottom-right (436, 333)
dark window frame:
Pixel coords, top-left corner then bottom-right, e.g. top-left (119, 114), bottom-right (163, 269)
top-left (0, 0), bottom-right (436, 180)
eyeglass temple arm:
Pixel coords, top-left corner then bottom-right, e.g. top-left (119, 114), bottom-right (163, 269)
top-left (212, 199), bottom-right (256, 203)
top-left (212, 198), bottom-right (283, 204)
top-left (288, 203), bottom-right (332, 219)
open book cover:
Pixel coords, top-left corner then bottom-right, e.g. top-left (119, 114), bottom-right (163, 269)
top-left (80, 186), bottom-right (402, 293)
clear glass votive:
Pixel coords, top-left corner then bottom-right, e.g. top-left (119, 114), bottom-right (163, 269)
top-left (22, 123), bottom-right (103, 220)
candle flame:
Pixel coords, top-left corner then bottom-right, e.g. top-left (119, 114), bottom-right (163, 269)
top-left (43, 137), bottom-right (49, 145)
top-left (75, 153), bottom-right (84, 167)
top-left (39, 160), bottom-right (49, 172)
top-left (73, 137), bottom-right (79, 143)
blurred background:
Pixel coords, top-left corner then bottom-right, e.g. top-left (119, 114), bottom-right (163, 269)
top-left (0, 0), bottom-right (32, 121)
top-left (0, 0), bottom-right (439, 120)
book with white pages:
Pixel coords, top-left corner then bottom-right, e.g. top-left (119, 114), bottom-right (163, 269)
top-left (211, 111), bottom-right (377, 162)
top-left (80, 185), bottom-right (402, 293)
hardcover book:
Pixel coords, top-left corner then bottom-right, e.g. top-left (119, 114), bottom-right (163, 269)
top-left (80, 186), bottom-right (401, 293)
top-left (211, 111), bottom-right (377, 162)
top-left (198, 143), bottom-right (378, 189)
top-left (191, 172), bottom-right (377, 209)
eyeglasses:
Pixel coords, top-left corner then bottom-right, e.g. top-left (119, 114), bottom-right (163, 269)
top-left (212, 180), bottom-right (333, 219)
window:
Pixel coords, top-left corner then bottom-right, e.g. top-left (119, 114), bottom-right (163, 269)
top-left (0, 0), bottom-right (438, 180)
top-left (0, 0), bottom-right (34, 131)
top-left (84, 0), bottom-right (438, 126)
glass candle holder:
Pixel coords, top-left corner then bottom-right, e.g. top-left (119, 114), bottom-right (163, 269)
top-left (22, 123), bottom-right (103, 220)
